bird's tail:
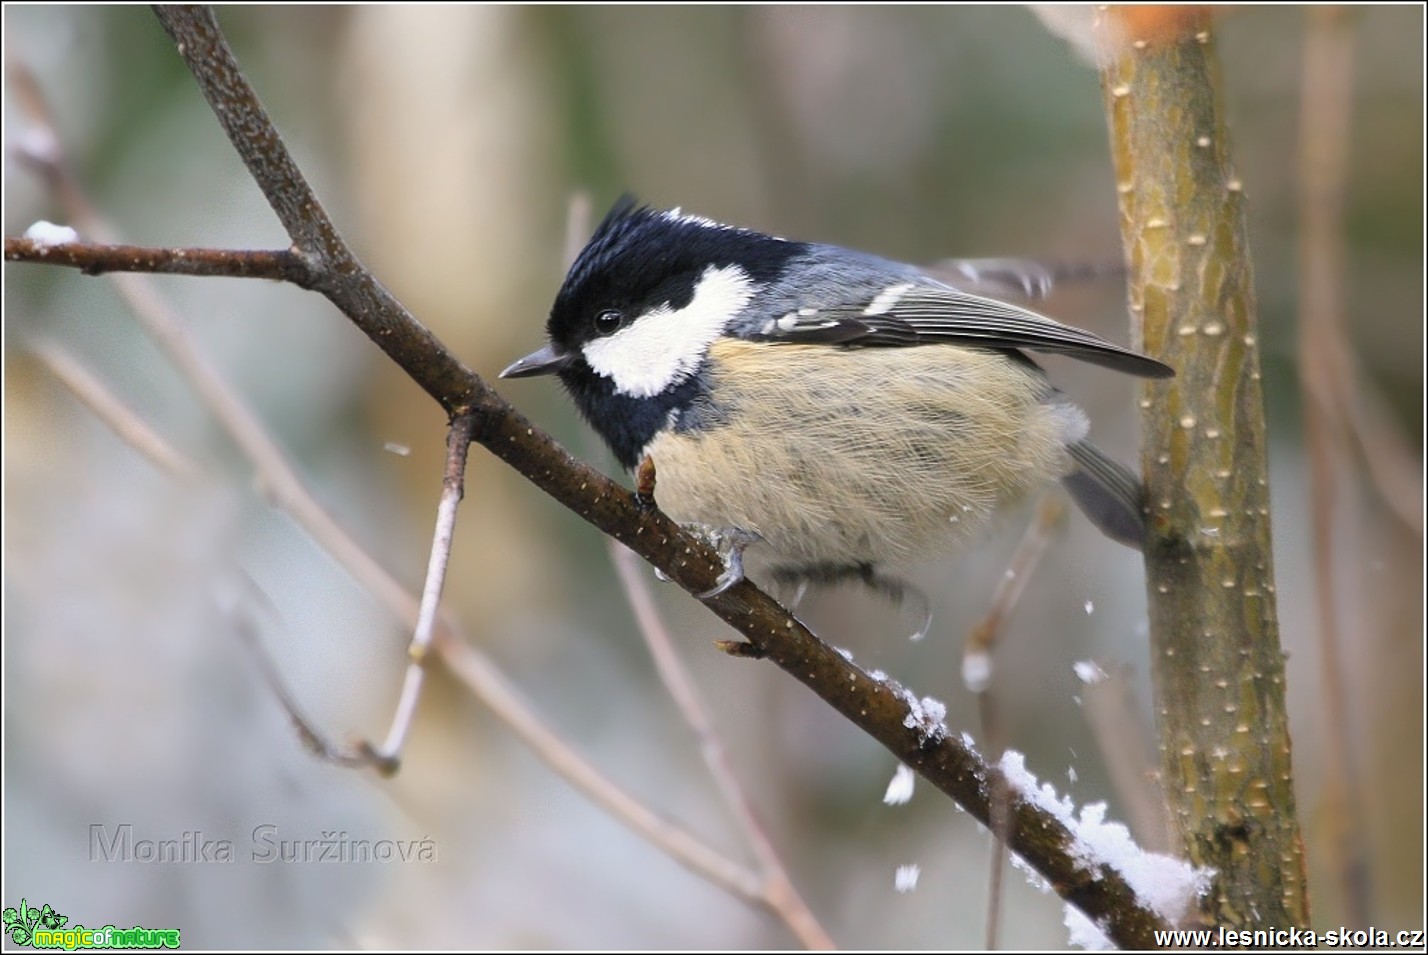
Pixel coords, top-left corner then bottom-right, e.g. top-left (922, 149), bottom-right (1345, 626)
top-left (1061, 441), bottom-right (1146, 550)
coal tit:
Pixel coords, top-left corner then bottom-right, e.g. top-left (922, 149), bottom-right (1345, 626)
top-left (503, 197), bottom-right (1172, 600)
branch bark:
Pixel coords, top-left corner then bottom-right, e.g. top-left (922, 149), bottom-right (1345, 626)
top-left (151, 5), bottom-right (480, 413)
top-left (3, 238), bottom-right (315, 283)
top-left (1099, 10), bottom-right (1310, 927)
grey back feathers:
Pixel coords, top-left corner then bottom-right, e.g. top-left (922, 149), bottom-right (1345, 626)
top-left (741, 246), bottom-right (1173, 378)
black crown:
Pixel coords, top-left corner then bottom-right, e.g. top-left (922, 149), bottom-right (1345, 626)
top-left (548, 196), bottom-right (800, 348)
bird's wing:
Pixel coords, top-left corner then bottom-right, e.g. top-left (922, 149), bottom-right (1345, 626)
top-left (747, 283), bottom-right (1172, 378)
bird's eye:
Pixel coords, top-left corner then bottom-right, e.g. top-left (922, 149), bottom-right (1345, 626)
top-left (593, 309), bottom-right (625, 336)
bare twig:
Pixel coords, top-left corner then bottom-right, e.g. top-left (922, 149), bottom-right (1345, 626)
top-left (961, 494), bottom-right (1065, 694)
top-left (31, 343), bottom-right (385, 768)
top-left (1077, 663), bottom-right (1168, 853)
top-left (227, 572), bottom-right (377, 770)
top-left (368, 414), bottom-right (479, 773)
top-left (432, 630), bottom-right (764, 904)
top-left (610, 544), bottom-right (834, 950)
top-left (982, 766), bottom-right (1011, 951)
top-left (3, 238), bottom-right (315, 283)
top-left (31, 343), bottom-right (201, 482)
top-left (962, 494), bottom-right (1063, 950)
top-left (1343, 384), bottom-right (1424, 537)
top-left (1297, 4), bottom-right (1370, 925)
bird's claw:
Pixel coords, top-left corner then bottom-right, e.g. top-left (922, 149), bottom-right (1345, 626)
top-left (697, 558), bottom-right (744, 599)
top-left (770, 563), bottom-right (934, 639)
top-left (695, 527), bottom-right (761, 600)
top-left (862, 570), bottom-right (934, 642)
top-left (905, 587), bottom-right (934, 642)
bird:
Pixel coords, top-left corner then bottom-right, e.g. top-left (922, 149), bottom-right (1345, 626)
top-left (502, 196), bottom-right (1172, 608)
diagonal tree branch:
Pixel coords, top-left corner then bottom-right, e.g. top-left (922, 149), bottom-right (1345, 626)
top-left (6, 5), bottom-right (1183, 944)
top-left (152, 5), bottom-right (479, 412)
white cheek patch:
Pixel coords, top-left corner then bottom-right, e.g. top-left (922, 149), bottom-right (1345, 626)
top-left (582, 264), bottom-right (754, 398)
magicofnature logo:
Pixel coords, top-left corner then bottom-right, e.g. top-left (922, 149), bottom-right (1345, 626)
top-left (2, 899), bottom-right (180, 950)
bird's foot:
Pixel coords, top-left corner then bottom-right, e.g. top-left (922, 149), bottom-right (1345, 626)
top-left (772, 562), bottom-right (934, 640)
top-left (859, 569), bottom-right (934, 642)
top-left (695, 527), bottom-right (762, 599)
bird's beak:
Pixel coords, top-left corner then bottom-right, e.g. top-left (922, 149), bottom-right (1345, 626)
top-left (500, 344), bottom-right (571, 379)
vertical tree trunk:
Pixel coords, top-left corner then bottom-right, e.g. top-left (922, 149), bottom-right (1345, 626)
top-left (1098, 10), bottom-right (1311, 928)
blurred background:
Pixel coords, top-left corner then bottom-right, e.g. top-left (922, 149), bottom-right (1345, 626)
top-left (4, 6), bottom-right (1421, 948)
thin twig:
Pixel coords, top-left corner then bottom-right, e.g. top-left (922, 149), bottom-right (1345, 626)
top-left (963, 494), bottom-right (1064, 950)
top-left (6, 45), bottom-right (95, 221)
top-left (961, 494), bottom-right (1065, 693)
top-left (610, 543), bottom-right (834, 950)
top-left (3, 238), bottom-right (316, 284)
top-left (1077, 663), bottom-right (1168, 853)
top-left (31, 342), bottom-right (201, 482)
top-left (1298, 3), bottom-right (1371, 925)
top-left (1343, 383), bottom-right (1424, 538)
top-left (31, 343), bottom-right (381, 768)
top-left (227, 571), bottom-right (376, 769)
top-left (433, 630), bottom-right (764, 904)
top-left (369, 413), bottom-right (479, 773)
top-left (982, 760), bottom-right (1010, 951)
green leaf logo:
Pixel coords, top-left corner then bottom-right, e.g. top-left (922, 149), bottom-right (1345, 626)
top-left (1, 898), bottom-right (63, 947)
top-left (39, 904), bottom-right (68, 931)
